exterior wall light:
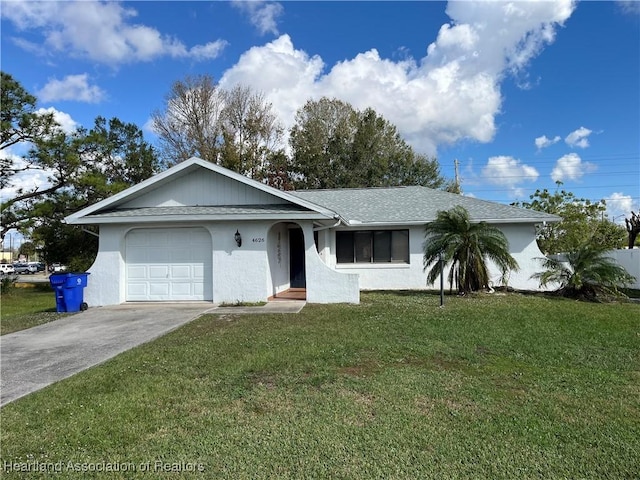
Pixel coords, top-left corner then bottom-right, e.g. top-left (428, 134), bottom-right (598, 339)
top-left (234, 229), bottom-right (242, 247)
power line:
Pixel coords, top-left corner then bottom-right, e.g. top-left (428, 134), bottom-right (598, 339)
top-left (455, 153), bottom-right (640, 166)
top-left (465, 170), bottom-right (639, 180)
top-left (468, 185), bottom-right (640, 192)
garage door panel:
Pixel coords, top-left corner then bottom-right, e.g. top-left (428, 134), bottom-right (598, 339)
top-left (193, 265), bottom-right (204, 278)
top-left (171, 265), bottom-right (191, 278)
top-left (149, 266), bottom-right (169, 279)
top-left (127, 283), bottom-right (147, 296)
top-left (147, 247), bottom-right (167, 263)
top-left (127, 266), bottom-right (146, 279)
top-left (171, 282), bottom-right (192, 296)
top-left (149, 282), bottom-right (170, 296)
top-left (171, 251), bottom-right (191, 263)
top-left (126, 228), bottom-right (212, 302)
top-left (169, 230), bottom-right (190, 242)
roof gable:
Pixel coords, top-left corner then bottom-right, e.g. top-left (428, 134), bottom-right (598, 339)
top-left (120, 167), bottom-right (287, 208)
top-left (66, 157), bottom-right (337, 224)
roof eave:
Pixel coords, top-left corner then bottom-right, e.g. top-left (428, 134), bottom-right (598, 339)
top-left (67, 212), bottom-right (334, 225)
top-left (340, 216), bottom-right (561, 227)
top-left (65, 157), bottom-right (339, 223)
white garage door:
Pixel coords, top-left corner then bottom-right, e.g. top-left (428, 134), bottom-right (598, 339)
top-left (126, 228), bottom-right (212, 301)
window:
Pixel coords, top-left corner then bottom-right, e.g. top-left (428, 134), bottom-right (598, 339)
top-left (336, 230), bottom-right (409, 264)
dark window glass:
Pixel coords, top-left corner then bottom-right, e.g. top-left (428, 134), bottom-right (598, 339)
top-left (336, 229), bottom-right (409, 264)
top-left (336, 231), bottom-right (354, 263)
top-left (373, 231), bottom-right (391, 262)
top-left (355, 231), bottom-right (372, 263)
top-left (391, 230), bottom-right (409, 263)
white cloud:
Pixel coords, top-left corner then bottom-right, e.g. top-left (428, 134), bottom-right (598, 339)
top-left (35, 107), bottom-right (79, 134)
top-left (187, 41), bottom-right (229, 61)
top-left (142, 117), bottom-right (157, 137)
top-left (232, 1), bottom-right (284, 36)
top-left (1, 1), bottom-right (227, 66)
top-left (617, 1), bottom-right (640, 16)
top-left (0, 148), bottom-right (55, 202)
top-left (565, 126), bottom-right (592, 148)
top-left (0, 109), bottom-right (79, 201)
top-left (551, 153), bottom-right (597, 182)
top-left (220, 1), bottom-right (575, 155)
top-left (535, 134), bottom-right (561, 150)
top-left (481, 156), bottom-right (539, 197)
top-left (606, 192), bottom-right (637, 223)
top-left (37, 74), bottom-right (105, 103)
top-left (482, 156), bottom-right (539, 185)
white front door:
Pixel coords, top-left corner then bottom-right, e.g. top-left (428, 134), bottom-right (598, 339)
top-left (125, 228), bottom-right (212, 301)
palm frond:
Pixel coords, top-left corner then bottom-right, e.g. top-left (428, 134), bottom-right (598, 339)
top-left (423, 206), bottom-right (519, 294)
top-left (531, 244), bottom-right (635, 300)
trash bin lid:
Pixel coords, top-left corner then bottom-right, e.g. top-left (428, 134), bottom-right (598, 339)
top-left (49, 273), bottom-right (70, 286)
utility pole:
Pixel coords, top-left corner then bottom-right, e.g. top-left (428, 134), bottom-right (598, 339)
top-left (454, 159), bottom-right (461, 194)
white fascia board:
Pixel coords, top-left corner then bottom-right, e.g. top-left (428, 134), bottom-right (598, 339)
top-left (65, 157), bottom-right (339, 224)
top-left (65, 158), bottom-right (204, 223)
top-left (480, 215), bottom-right (562, 224)
top-left (339, 217), bottom-right (561, 228)
top-left (69, 212), bottom-right (333, 225)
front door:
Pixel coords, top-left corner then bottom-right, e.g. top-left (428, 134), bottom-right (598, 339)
top-left (289, 228), bottom-right (306, 288)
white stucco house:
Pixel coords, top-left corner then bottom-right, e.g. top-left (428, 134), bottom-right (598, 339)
top-left (65, 157), bottom-right (559, 306)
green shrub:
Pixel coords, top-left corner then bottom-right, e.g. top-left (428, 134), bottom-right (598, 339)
top-left (0, 274), bottom-right (18, 294)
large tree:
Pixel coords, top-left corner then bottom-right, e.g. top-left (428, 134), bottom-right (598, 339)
top-left (625, 212), bottom-right (640, 249)
top-left (1, 74), bottom-right (160, 268)
top-left (2, 116), bottom-right (159, 240)
top-left (423, 206), bottom-right (519, 294)
top-left (151, 75), bottom-right (284, 179)
top-left (1, 72), bottom-right (59, 240)
top-left (513, 184), bottom-right (627, 255)
top-left (27, 118), bottom-right (159, 270)
top-left (219, 84), bottom-right (284, 179)
top-left (289, 97), bottom-right (448, 190)
top-left (150, 74), bottom-right (224, 165)
top-left (1, 72), bottom-right (55, 157)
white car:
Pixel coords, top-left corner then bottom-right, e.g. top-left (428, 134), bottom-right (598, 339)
top-left (0, 264), bottom-right (16, 275)
top-left (13, 263), bottom-right (38, 274)
top-left (49, 263), bottom-right (68, 273)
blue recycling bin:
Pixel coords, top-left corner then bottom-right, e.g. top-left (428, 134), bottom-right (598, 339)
top-left (49, 273), bottom-right (90, 313)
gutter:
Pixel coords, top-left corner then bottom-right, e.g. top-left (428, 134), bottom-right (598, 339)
top-left (82, 228), bottom-right (100, 238)
top-left (313, 217), bottom-right (342, 231)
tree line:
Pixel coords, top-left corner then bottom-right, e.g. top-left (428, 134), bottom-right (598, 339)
top-left (0, 71), bottom-right (632, 270)
top-left (1, 72), bottom-right (449, 268)
top-left (150, 75), bottom-right (449, 191)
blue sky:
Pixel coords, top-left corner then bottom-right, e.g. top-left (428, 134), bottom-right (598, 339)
top-left (2, 0), bottom-right (639, 230)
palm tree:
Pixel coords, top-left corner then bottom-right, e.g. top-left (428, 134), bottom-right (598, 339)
top-left (423, 206), bottom-right (519, 294)
top-left (531, 243), bottom-right (635, 300)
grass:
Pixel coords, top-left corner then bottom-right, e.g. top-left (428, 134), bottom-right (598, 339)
top-left (1, 291), bottom-right (639, 479)
top-left (219, 300), bottom-right (268, 307)
top-left (0, 283), bottom-right (67, 335)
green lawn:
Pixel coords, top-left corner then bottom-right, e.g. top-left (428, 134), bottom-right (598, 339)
top-left (1, 291), bottom-right (639, 479)
top-left (0, 283), bottom-right (67, 335)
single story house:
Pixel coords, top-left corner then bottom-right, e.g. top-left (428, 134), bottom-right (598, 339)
top-left (65, 157), bottom-right (559, 306)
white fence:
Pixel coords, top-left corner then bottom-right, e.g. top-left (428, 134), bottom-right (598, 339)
top-left (606, 249), bottom-right (640, 289)
top-left (547, 248), bottom-right (640, 290)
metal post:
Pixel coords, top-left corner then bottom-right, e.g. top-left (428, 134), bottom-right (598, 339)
top-left (439, 252), bottom-right (444, 307)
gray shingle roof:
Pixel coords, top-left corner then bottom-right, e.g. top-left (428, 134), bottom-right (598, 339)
top-left (291, 186), bottom-right (560, 225)
top-left (87, 204), bottom-right (321, 219)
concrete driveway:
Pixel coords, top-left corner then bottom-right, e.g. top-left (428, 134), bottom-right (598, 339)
top-left (0, 303), bottom-right (212, 406)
